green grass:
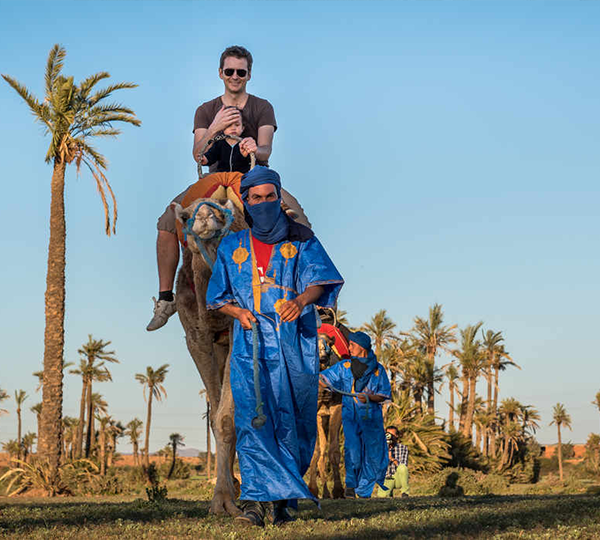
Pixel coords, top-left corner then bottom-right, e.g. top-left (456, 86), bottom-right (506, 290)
top-left (1, 494), bottom-right (600, 539)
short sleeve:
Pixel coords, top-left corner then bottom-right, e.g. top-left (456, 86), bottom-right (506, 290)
top-left (193, 98), bottom-right (221, 133)
top-left (320, 361), bottom-right (346, 392)
top-left (297, 237), bottom-right (344, 308)
top-left (256, 99), bottom-right (277, 131)
top-left (206, 244), bottom-right (235, 310)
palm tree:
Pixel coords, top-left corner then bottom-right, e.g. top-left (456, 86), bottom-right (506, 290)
top-left (14, 390), bottom-right (28, 460)
top-left (2, 45), bottom-right (140, 475)
top-left (0, 387), bottom-right (9, 417)
top-left (96, 414), bottom-right (112, 475)
top-left (30, 403), bottom-right (43, 448)
top-left (88, 393), bottom-right (108, 454)
top-left (106, 419), bottom-right (124, 469)
top-left (363, 309), bottom-right (397, 358)
top-left (21, 432), bottom-right (37, 463)
top-left (135, 364), bottom-right (169, 467)
top-left (550, 403), bottom-right (572, 481)
top-left (452, 322), bottom-right (484, 438)
top-left (62, 416), bottom-right (79, 460)
top-left (71, 335), bottom-right (119, 458)
top-left (410, 304), bottom-right (457, 416)
top-left (125, 418), bottom-right (143, 466)
top-left (199, 389), bottom-right (212, 479)
top-left (167, 433), bottom-right (185, 479)
top-left (592, 391), bottom-right (600, 431)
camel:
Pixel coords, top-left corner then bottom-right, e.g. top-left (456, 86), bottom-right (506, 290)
top-left (172, 181), bottom-right (311, 515)
top-left (307, 333), bottom-right (344, 499)
top-left (174, 196), bottom-right (246, 516)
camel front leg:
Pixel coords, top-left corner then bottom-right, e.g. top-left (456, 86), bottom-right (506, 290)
top-left (317, 411), bottom-right (331, 499)
top-left (308, 425), bottom-right (321, 498)
top-left (211, 352), bottom-right (241, 516)
top-left (329, 403), bottom-right (344, 499)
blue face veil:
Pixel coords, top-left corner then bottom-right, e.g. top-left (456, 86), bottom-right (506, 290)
top-left (240, 166), bottom-right (289, 244)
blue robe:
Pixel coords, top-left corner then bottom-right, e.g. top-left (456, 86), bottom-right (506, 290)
top-left (206, 229), bottom-right (343, 502)
top-left (321, 354), bottom-right (391, 497)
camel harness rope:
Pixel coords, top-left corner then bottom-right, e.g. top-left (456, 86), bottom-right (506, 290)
top-left (250, 320), bottom-right (267, 429)
top-left (182, 200), bottom-right (234, 270)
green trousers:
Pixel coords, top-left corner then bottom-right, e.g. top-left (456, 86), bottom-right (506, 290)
top-left (376, 464), bottom-right (409, 497)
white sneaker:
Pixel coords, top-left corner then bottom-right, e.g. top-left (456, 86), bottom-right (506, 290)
top-left (146, 296), bottom-right (177, 331)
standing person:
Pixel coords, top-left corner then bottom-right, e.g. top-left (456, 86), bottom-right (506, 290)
top-left (147, 45), bottom-right (276, 331)
top-left (206, 166), bottom-right (344, 526)
top-left (320, 331), bottom-right (391, 498)
top-left (376, 426), bottom-right (410, 498)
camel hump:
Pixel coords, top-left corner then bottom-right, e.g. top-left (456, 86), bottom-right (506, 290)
top-left (182, 172), bottom-right (244, 210)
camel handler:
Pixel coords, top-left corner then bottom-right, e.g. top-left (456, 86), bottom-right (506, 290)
top-left (147, 45), bottom-right (308, 331)
top-left (319, 331), bottom-right (391, 498)
top-left (206, 166), bottom-right (344, 527)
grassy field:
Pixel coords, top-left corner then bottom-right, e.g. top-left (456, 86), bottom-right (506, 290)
top-left (1, 493), bottom-right (600, 539)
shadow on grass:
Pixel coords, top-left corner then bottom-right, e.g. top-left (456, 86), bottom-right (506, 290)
top-left (0, 498), bottom-right (212, 533)
top-left (307, 494), bottom-right (600, 539)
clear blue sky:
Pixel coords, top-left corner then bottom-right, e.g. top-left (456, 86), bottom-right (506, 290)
top-left (1, 1), bottom-right (599, 454)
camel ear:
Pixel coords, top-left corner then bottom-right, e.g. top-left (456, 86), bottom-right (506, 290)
top-left (224, 199), bottom-right (235, 212)
top-left (173, 203), bottom-right (189, 224)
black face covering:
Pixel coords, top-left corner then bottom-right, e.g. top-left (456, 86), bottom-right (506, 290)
top-left (350, 357), bottom-right (368, 381)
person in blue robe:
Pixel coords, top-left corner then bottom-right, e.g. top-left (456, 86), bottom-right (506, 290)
top-left (320, 331), bottom-right (391, 498)
top-left (206, 166), bottom-right (344, 526)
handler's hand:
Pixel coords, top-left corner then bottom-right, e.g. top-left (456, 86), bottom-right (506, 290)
top-left (357, 393), bottom-right (369, 403)
top-left (279, 298), bottom-right (305, 323)
top-left (210, 105), bottom-right (241, 133)
top-left (236, 308), bottom-right (257, 330)
top-left (239, 137), bottom-right (257, 157)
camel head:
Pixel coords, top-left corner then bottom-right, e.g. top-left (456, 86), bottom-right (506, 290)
top-left (174, 198), bottom-right (239, 241)
top-left (318, 334), bottom-right (337, 370)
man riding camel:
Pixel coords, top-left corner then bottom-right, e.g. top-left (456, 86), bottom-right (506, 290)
top-left (148, 45), bottom-right (279, 331)
top-left (206, 166), bottom-right (343, 526)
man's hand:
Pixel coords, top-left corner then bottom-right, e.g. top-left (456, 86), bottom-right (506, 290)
top-left (357, 392), bottom-right (368, 403)
top-left (279, 298), bottom-right (305, 323)
top-left (217, 303), bottom-right (257, 330)
top-left (236, 308), bottom-right (257, 330)
top-left (239, 137), bottom-right (257, 157)
top-left (209, 105), bottom-right (241, 134)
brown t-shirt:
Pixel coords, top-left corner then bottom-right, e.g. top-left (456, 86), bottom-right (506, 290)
top-left (193, 94), bottom-right (277, 166)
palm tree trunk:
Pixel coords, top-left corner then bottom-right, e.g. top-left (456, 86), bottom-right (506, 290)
top-left (36, 412), bottom-right (41, 455)
top-left (462, 376), bottom-right (477, 439)
top-left (557, 425), bottom-right (563, 482)
top-left (448, 382), bottom-right (455, 431)
top-left (426, 354), bottom-right (435, 416)
top-left (485, 369), bottom-right (492, 454)
top-left (133, 441), bottom-right (139, 466)
top-left (76, 379), bottom-right (87, 458)
top-left (458, 375), bottom-right (469, 432)
top-left (17, 408), bottom-right (22, 460)
top-left (144, 391), bottom-right (153, 467)
top-left (99, 426), bottom-right (106, 475)
top-left (85, 380), bottom-right (93, 457)
top-left (39, 161), bottom-right (67, 477)
top-left (168, 443), bottom-right (177, 479)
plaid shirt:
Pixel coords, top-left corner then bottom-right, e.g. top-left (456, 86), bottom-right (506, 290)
top-left (386, 443), bottom-right (409, 478)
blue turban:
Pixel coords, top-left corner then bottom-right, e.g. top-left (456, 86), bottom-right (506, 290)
top-left (240, 166), bottom-right (288, 244)
top-left (240, 166), bottom-right (282, 200)
top-left (348, 331), bottom-right (372, 352)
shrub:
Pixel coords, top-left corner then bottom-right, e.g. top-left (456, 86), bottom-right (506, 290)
top-left (412, 468), bottom-right (509, 496)
top-left (159, 459), bottom-right (191, 480)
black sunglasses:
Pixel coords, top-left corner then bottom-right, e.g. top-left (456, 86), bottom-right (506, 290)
top-left (223, 68), bottom-right (248, 78)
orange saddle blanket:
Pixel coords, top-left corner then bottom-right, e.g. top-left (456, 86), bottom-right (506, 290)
top-left (176, 172), bottom-right (244, 246)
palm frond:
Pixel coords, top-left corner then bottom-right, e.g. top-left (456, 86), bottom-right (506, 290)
top-left (2, 75), bottom-right (49, 127)
top-left (44, 44), bottom-right (66, 101)
top-left (89, 82), bottom-right (138, 106)
top-left (77, 72), bottom-right (110, 99)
